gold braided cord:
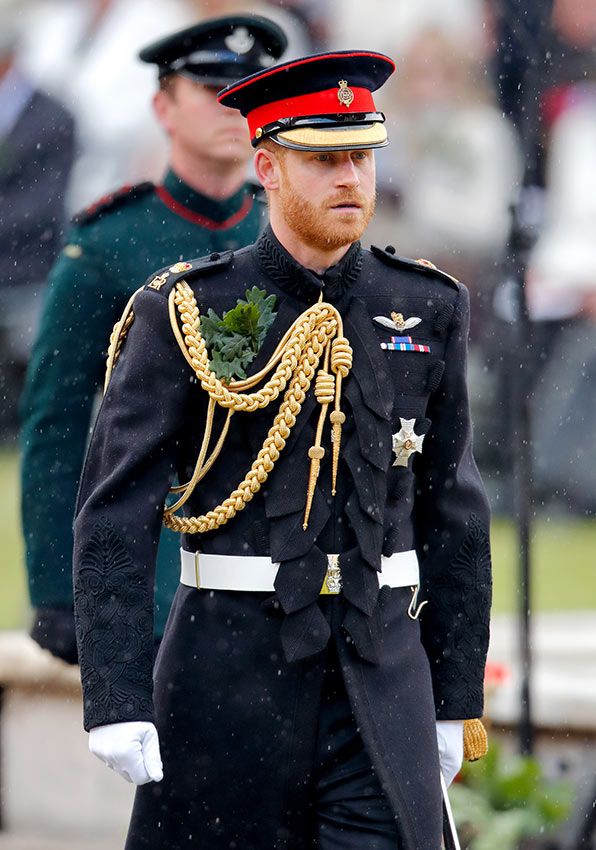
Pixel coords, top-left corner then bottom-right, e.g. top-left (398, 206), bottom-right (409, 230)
top-left (330, 337), bottom-right (351, 493)
top-left (463, 719), bottom-right (488, 761)
top-left (171, 282), bottom-right (334, 411)
top-left (169, 404), bottom-right (232, 494)
top-left (166, 398), bottom-right (217, 513)
top-left (163, 280), bottom-right (352, 534)
top-left (303, 346), bottom-right (333, 529)
top-left (103, 286), bottom-right (144, 393)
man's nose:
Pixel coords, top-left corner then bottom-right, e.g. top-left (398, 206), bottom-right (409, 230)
top-left (335, 158), bottom-right (360, 188)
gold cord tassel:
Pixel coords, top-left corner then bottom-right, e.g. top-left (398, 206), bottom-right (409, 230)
top-left (303, 444), bottom-right (325, 530)
top-left (329, 337), bottom-right (352, 494)
top-left (303, 350), bottom-right (334, 529)
top-left (463, 718), bottom-right (488, 761)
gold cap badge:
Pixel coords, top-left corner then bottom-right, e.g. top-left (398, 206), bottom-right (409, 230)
top-left (169, 262), bottom-right (192, 273)
top-left (337, 80), bottom-right (354, 108)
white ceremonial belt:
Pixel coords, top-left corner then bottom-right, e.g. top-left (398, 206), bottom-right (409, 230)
top-left (180, 549), bottom-right (419, 595)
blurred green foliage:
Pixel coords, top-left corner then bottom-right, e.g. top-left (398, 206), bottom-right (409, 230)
top-left (450, 742), bottom-right (573, 850)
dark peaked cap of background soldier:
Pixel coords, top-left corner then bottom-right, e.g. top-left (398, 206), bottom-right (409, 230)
top-left (139, 14), bottom-right (288, 85)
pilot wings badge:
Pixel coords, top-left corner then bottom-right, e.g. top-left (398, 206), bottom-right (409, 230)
top-left (374, 311), bottom-right (422, 332)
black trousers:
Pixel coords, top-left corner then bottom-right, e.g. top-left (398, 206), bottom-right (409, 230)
top-left (128, 589), bottom-right (435, 849)
top-left (314, 641), bottom-right (402, 849)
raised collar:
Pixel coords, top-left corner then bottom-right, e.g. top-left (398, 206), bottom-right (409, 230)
top-left (254, 225), bottom-right (363, 304)
top-left (157, 169), bottom-right (253, 229)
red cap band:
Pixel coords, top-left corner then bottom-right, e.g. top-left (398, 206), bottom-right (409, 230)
top-left (247, 86), bottom-right (376, 139)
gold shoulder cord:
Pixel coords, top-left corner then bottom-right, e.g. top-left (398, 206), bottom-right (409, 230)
top-left (104, 287), bottom-right (144, 393)
top-left (104, 280), bottom-right (353, 534)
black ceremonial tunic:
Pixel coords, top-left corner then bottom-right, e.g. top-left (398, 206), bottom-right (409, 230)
top-left (73, 227), bottom-right (492, 850)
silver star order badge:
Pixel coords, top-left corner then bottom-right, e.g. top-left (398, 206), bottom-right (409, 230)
top-left (392, 418), bottom-right (425, 467)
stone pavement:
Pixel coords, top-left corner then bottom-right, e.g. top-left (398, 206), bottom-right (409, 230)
top-left (0, 612), bottom-right (594, 847)
top-left (488, 611), bottom-right (596, 729)
top-left (0, 836), bottom-right (117, 850)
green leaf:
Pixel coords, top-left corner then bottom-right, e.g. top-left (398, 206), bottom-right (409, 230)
top-left (209, 350), bottom-right (247, 382)
top-left (221, 301), bottom-right (260, 338)
top-left (219, 338), bottom-right (254, 373)
top-left (245, 286), bottom-right (276, 313)
top-left (198, 288), bottom-right (277, 380)
top-left (199, 310), bottom-right (224, 348)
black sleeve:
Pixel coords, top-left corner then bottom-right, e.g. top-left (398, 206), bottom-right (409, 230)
top-left (413, 283), bottom-right (492, 721)
top-left (73, 289), bottom-right (193, 731)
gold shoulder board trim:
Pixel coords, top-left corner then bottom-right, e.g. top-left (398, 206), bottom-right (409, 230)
top-left (417, 257), bottom-right (459, 285)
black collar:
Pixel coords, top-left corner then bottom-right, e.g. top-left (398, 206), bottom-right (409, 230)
top-left (253, 225), bottom-right (363, 304)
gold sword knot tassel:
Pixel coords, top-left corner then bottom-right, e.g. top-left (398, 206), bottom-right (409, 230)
top-left (303, 444), bottom-right (325, 530)
top-left (303, 363), bottom-right (335, 530)
top-left (329, 337), bottom-right (352, 494)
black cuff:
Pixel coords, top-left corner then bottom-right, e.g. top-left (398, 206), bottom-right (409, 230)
top-left (30, 607), bottom-right (78, 665)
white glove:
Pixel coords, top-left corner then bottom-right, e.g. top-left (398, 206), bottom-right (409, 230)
top-left (89, 721), bottom-right (163, 785)
top-left (435, 720), bottom-right (464, 786)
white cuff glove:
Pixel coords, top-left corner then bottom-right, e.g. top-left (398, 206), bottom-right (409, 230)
top-left (89, 721), bottom-right (163, 785)
top-left (435, 720), bottom-right (464, 786)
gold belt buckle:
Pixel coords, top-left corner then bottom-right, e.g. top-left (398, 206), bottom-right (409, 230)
top-left (320, 554), bottom-right (342, 595)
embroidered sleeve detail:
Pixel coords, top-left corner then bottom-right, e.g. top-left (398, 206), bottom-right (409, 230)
top-left (449, 513), bottom-right (492, 587)
top-left (421, 514), bottom-right (492, 719)
top-left (74, 518), bottom-right (154, 730)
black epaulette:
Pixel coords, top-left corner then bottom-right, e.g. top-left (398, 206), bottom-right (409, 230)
top-left (144, 250), bottom-right (234, 296)
top-left (72, 181), bottom-right (154, 225)
top-left (370, 244), bottom-right (460, 291)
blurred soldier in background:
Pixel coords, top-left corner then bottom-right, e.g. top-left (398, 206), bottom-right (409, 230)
top-left (0, 0), bottom-right (75, 438)
top-left (372, 25), bottom-right (521, 324)
top-left (524, 0), bottom-right (596, 514)
top-left (20, 15), bottom-right (287, 664)
top-left (18, 0), bottom-right (193, 211)
top-left (490, 0), bottom-right (596, 513)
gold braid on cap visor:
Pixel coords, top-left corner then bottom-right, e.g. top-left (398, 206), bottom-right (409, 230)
top-left (274, 122), bottom-right (388, 150)
top-left (104, 281), bottom-right (353, 534)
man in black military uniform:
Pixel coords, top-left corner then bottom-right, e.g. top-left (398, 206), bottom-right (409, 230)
top-left (73, 51), bottom-right (491, 849)
top-left (21, 14), bottom-right (287, 663)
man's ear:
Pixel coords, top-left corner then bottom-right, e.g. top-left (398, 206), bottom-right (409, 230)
top-left (152, 90), bottom-right (174, 136)
top-left (254, 146), bottom-right (282, 191)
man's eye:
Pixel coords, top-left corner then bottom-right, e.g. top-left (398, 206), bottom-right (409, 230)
top-left (315, 154), bottom-right (330, 162)
top-left (352, 151), bottom-right (367, 160)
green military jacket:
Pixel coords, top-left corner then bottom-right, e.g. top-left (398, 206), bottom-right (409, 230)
top-left (21, 169), bottom-right (266, 639)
